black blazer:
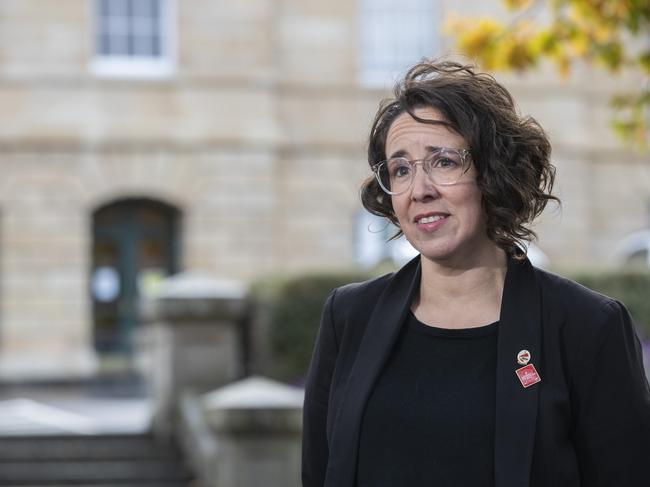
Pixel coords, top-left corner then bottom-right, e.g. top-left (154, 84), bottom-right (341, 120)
top-left (302, 256), bottom-right (650, 487)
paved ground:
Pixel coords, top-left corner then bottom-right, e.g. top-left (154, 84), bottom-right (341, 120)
top-left (0, 397), bottom-right (152, 436)
top-left (0, 375), bottom-right (152, 436)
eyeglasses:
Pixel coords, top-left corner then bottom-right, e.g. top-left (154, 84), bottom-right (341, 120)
top-left (372, 147), bottom-right (471, 195)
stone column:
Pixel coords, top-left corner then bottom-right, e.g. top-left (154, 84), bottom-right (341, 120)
top-left (138, 272), bottom-right (247, 436)
top-left (202, 376), bottom-right (303, 487)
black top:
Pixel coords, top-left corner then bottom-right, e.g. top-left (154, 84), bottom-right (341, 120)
top-left (356, 311), bottom-right (498, 487)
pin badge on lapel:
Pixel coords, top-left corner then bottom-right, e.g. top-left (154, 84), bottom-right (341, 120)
top-left (517, 349), bottom-right (530, 365)
top-left (515, 350), bottom-right (541, 388)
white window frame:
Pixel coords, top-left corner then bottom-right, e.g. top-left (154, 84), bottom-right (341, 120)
top-left (90, 0), bottom-right (177, 79)
top-left (359, 0), bottom-right (439, 88)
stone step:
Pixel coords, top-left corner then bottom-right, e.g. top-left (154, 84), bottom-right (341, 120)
top-left (0, 434), bottom-right (178, 461)
top-left (0, 434), bottom-right (193, 486)
top-left (0, 484), bottom-right (189, 487)
top-left (0, 460), bottom-right (192, 484)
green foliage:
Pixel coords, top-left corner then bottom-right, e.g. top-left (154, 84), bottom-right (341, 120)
top-left (250, 270), bottom-right (375, 382)
top-left (571, 270), bottom-right (650, 338)
top-left (447, 0), bottom-right (650, 147)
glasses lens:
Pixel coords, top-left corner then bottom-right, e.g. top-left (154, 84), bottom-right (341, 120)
top-left (425, 149), bottom-right (466, 185)
top-left (378, 158), bottom-right (413, 195)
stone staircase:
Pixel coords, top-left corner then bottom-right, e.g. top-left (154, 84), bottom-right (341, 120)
top-left (0, 433), bottom-right (195, 487)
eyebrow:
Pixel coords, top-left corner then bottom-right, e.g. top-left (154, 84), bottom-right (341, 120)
top-left (388, 146), bottom-right (445, 159)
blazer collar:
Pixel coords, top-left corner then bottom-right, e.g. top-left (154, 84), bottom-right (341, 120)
top-left (494, 256), bottom-right (541, 487)
top-left (325, 255), bottom-right (542, 487)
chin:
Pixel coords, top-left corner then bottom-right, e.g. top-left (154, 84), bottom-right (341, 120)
top-left (413, 237), bottom-right (498, 266)
top-left (411, 241), bottom-right (459, 262)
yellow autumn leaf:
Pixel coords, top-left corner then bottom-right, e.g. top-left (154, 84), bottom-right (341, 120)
top-left (593, 23), bottom-right (615, 43)
top-left (550, 49), bottom-right (573, 78)
top-left (570, 31), bottom-right (591, 56)
top-left (455, 18), bottom-right (505, 57)
top-left (638, 51), bottom-right (650, 74)
top-left (507, 41), bottom-right (537, 69)
top-left (530, 30), bottom-right (558, 56)
top-left (503, 0), bottom-right (535, 10)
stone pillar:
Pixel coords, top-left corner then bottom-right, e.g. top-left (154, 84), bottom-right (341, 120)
top-left (138, 272), bottom-right (247, 436)
top-left (202, 376), bottom-right (303, 487)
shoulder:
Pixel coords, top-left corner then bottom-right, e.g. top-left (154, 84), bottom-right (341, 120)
top-left (534, 266), bottom-right (621, 320)
top-left (324, 256), bottom-right (419, 340)
top-left (532, 265), bottom-right (633, 351)
top-left (331, 272), bottom-right (394, 310)
top-left (323, 272), bottom-right (395, 334)
top-left (329, 255), bottom-right (420, 317)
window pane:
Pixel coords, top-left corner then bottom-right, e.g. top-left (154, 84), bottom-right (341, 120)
top-left (151, 33), bottom-right (161, 57)
top-left (133, 36), bottom-right (154, 56)
top-left (95, 0), bottom-right (167, 61)
top-left (107, 0), bottom-right (129, 17)
top-left (99, 0), bottom-right (110, 17)
top-left (131, 17), bottom-right (155, 36)
top-left (98, 33), bottom-right (111, 55)
top-left (360, 0), bottom-right (438, 84)
top-left (107, 17), bottom-right (129, 36)
top-left (132, 0), bottom-right (156, 18)
top-left (108, 35), bottom-right (129, 56)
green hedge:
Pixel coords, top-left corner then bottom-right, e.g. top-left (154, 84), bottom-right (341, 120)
top-left (249, 270), bottom-right (375, 382)
top-left (251, 268), bottom-right (650, 382)
top-left (571, 271), bottom-right (650, 338)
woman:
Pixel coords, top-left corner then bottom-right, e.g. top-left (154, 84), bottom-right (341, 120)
top-left (302, 60), bottom-right (650, 487)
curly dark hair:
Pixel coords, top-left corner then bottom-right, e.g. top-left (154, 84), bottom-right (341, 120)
top-left (360, 59), bottom-right (559, 257)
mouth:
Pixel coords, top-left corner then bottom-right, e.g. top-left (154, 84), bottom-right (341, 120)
top-left (414, 213), bottom-right (449, 225)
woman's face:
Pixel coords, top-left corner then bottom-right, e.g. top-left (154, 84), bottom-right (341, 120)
top-left (386, 107), bottom-right (494, 265)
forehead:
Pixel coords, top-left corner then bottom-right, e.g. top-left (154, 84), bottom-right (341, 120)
top-left (385, 107), bottom-right (466, 154)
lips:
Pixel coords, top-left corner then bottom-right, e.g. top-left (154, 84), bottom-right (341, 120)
top-left (414, 212), bottom-right (449, 224)
top-left (412, 212), bottom-right (450, 233)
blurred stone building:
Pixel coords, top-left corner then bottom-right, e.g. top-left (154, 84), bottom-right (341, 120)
top-left (0, 0), bottom-right (647, 380)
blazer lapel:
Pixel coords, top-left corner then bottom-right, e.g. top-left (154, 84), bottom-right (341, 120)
top-left (494, 257), bottom-right (542, 487)
top-left (324, 257), bottom-right (421, 487)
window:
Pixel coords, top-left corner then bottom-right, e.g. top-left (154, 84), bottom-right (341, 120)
top-left (360, 0), bottom-right (439, 87)
top-left (91, 0), bottom-right (175, 78)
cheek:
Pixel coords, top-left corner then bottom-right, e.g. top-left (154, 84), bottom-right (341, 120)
top-left (390, 195), bottom-right (407, 219)
top-left (468, 196), bottom-right (488, 229)
top-left (457, 188), bottom-right (486, 226)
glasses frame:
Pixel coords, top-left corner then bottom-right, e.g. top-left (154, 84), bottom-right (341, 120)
top-left (371, 147), bottom-right (472, 195)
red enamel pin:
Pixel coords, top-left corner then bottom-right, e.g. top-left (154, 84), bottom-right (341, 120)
top-left (516, 363), bottom-right (541, 388)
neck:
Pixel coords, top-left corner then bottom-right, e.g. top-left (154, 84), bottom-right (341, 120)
top-left (414, 245), bottom-right (508, 328)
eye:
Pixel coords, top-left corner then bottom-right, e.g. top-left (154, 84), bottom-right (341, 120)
top-left (388, 159), bottom-right (412, 179)
top-left (438, 157), bottom-right (459, 168)
top-left (429, 151), bottom-right (462, 170)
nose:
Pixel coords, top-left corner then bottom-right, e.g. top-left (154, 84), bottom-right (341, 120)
top-left (410, 162), bottom-right (440, 201)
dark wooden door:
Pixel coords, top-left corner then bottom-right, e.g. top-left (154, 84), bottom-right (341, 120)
top-left (92, 199), bottom-right (180, 353)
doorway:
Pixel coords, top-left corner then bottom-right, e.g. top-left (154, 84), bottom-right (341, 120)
top-left (91, 198), bottom-right (180, 354)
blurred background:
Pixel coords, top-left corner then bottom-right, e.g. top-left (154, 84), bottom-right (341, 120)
top-left (0, 0), bottom-right (647, 485)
